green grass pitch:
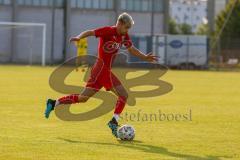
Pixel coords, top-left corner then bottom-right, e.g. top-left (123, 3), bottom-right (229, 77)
top-left (0, 65), bottom-right (239, 160)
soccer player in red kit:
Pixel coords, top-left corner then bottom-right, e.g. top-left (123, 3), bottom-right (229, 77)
top-left (45, 12), bottom-right (158, 138)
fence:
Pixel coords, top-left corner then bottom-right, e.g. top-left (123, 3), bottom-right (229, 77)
top-left (128, 34), bottom-right (208, 69)
top-left (209, 37), bottom-right (240, 71)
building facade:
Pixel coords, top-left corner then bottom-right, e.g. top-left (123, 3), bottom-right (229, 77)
top-left (170, 0), bottom-right (207, 32)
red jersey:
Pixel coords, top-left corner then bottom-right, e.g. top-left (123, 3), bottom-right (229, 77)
top-left (85, 26), bottom-right (132, 91)
top-left (94, 26), bottom-right (132, 70)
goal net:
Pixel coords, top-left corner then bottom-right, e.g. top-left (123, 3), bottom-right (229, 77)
top-left (0, 22), bottom-right (46, 66)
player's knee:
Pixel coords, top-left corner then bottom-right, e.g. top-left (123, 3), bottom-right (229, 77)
top-left (124, 93), bottom-right (128, 99)
top-left (78, 95), bottom-right (89, 103)
top-left (121, 92), bottom-right (128, 100)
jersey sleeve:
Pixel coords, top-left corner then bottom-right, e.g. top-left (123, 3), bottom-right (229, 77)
top-left (123, 33), bottom-right (133, 49)
top-left (94, 26), bottom-right (112, 38)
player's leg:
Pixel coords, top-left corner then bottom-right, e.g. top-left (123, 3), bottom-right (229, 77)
top-left (110, 84), bottom-right (128, 121)
top-left (107, 81), bottom-right (128, 138)
top-left (55, 87), bottom-right (97, 106)
top-left (45, 87), bottom-right (98, 118)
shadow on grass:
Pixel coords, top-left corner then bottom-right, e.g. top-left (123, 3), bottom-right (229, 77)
top-left (57, 137), bottom-right (230, 160)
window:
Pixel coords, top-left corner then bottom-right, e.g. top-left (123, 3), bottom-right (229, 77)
top-left (126, 0), bottom-right (134, 11)
top-left (93, 0), bottom-right (100, 9)
top-left (55, 0), bottom-right (64, 7)
top-left (24, 0), bottom-right (32, 5)
top-left (85, 0), bottom-right (92, 9)
top-left (32, 0), bottom-right (41, 6)
top-left (40, 0), bottom-right (50, 6)
top-left (76, 0), bottom-right (84, 8)
top-left (142, 0), bottom-right (149, 11)
top-left (71, 0), bottom-right (77, 7)
top-left (121, 0), bottom-right (127, 10)
top-left (99, 0), bottom-right (107, 9)
top-left (154, 0), bottom-right (163, 12)
top-left (148, 0), bottom-right (152, 11)
top-left (134, 0), bottom-right (142, 11)
top-left (120, 0), bottom-right (164, 12)
top-left (17, 0), bottom-right (24, 5)
top-left (71, 0), bottom-right (113, 9)
top-left (1, 0), bottom-right (11, 5)
top-left (16, 0), bottom-right (63, 7)
top-left (107, 0), bottom-right (113, 9)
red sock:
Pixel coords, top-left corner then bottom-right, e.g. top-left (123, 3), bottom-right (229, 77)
top-left (114, 96), bottom-right (127, 114)
top-left (58, 94), bottom-right (80, 104)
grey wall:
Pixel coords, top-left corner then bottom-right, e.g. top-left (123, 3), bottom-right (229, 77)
top-left (0, 5), bottom-right (166, 65)
top-left (0, 6), bottom-right (12, 62)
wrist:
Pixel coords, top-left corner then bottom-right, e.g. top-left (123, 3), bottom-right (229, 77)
top-left (142, 54), bottom-right (147, 60)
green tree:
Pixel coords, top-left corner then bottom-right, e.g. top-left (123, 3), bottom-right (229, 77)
top-left (168, 18), bottom-right (193, 35)
top-left (168, 18), bottom-right (179, 34)
top-left (209, 0), bottom-right (240, 64)
top-left (215, 0), bottom-right (240, 39)
top-left (178, 23), bottom-right (193, 35)
top-left (196, 23), bottom-right (209, 35)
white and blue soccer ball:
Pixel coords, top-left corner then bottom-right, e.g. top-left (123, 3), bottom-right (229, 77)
top-left (117, 124), bottom-right (135, 141)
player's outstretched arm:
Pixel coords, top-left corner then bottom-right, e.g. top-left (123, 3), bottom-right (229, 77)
top-left (69, 30), bottom-right (95, 43)
top-left (127, 46), bottom-right (159, 63)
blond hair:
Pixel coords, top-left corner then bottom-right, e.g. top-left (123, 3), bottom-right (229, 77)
top-left (117, 12), bottom-right (134, 26)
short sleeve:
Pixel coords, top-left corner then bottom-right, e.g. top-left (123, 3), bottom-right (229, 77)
top-left (123, 33), bottom-right (133, 49)
top-left (94, 26), bottom-right (112, 38)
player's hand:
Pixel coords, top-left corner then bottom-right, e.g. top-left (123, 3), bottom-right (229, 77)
top-left (144, 52), bottom-right (159, 63)
top-left (69, 37), bottom-right (80, 43)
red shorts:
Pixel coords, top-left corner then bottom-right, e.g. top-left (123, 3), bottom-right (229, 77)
top-left (86, 70), bottom-right (122, 91)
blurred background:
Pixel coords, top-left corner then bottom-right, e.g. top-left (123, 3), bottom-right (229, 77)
top-left (0, 0), bottom-right (239, 70)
